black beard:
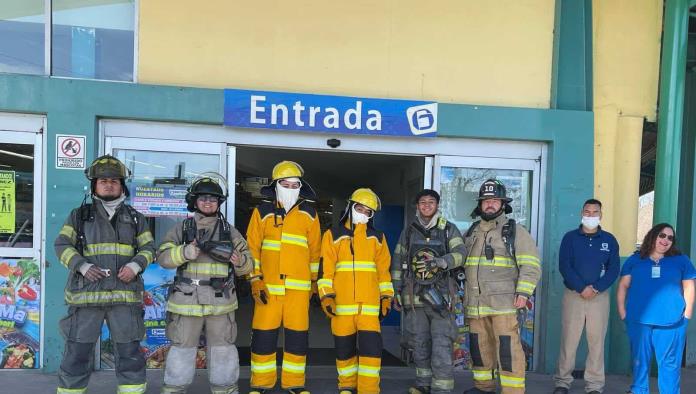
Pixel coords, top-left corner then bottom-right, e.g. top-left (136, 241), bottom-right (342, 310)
top-left (98, 194), bottom-right (120, 202)
top-left (480, 209), bottom-right (503, 221)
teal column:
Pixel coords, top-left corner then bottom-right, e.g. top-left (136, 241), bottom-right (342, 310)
top-left (550, 0), bottom-right (593, 110)
top-left (654, 0), bottom-right (689, 225)
top-left (544, 0), bottom-right (594, 374)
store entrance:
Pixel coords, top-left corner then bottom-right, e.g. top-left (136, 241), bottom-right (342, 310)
top-left (232, 146), bottom-right (426, 366)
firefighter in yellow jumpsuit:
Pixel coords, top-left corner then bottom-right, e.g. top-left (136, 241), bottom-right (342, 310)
top-left (247, 161), bottom-right (322, 394)
top-left (318, 188), bottom-right (394, 394)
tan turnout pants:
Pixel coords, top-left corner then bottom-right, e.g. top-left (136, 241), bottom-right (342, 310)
top-left (468, 314), bottom-right (526, 393)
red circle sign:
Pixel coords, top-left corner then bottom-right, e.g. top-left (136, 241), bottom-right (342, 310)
top-left (60, 138), bottom-right (81, 158)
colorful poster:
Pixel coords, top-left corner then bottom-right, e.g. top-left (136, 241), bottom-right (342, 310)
top-left (100, 263), bottom-right (211, 369)
top-left (131, 185), bottom-right (189, 217)
top-left (0, 171), bottom-right (15, 234)
top-left (0, 258), bottom-right (41, 369)
top-left (140, 263), bottom-right (175, 369)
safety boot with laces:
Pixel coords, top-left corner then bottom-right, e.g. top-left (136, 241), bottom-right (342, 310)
top-left (287, 388), bottom-right (310, 394)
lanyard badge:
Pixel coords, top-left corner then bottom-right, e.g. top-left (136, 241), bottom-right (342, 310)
top-left (651, 265), bottom-right (661, 279)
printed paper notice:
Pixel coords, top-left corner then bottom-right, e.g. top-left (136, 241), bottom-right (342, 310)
top-left (0, 171), bottom-right (15, 233)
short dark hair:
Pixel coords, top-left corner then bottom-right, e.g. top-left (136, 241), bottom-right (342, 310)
top-left (583, 199), bottom-right (602, 209)
top-left (639, 223), bottom-right (681, 259)
top-left (415, 189), bottom-right (440, 204)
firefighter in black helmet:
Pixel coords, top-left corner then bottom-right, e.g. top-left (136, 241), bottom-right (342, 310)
top-left (55, 155), bottom-right (154, 394)
top-left (461, 179), bottom-right (541, 394)
top-left (158, 175), bottom-right (253, 394)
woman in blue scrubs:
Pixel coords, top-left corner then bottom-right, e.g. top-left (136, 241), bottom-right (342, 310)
top-left (617, 223), bottom-right (696, 394)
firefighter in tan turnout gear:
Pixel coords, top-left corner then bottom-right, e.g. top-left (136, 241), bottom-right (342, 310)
top-left (55, 155), bottom-right (155, 394)
top-left (158, 176), bottom-right (253, 394)
top-left (462, 179), bottom-right (541, 394)
top-left (247, 161), bottom-right (322, 394)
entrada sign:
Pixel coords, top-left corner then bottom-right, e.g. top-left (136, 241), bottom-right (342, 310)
top-left (224, 89), bottom-right (438, 137)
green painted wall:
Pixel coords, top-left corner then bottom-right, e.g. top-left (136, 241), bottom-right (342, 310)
top-left (0, 74), bottom-right (593, 374)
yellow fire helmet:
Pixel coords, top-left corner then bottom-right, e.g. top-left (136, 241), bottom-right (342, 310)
top-left (272, 160), bottom-right (304, 181)
top-left (349, 188), bottom-right (381, 211)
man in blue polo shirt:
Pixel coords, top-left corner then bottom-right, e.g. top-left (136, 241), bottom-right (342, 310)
top-left (552, 199), bottom-right (620, 394)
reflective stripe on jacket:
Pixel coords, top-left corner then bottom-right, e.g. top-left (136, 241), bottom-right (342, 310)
top-left (55, 201), bottom-right (154, 306)
top-left (157, 213), bottom-right (253, 316)
top-left (319, 222), bottom-right (393, 314)
top-left (463, 214), bottom-right (541, 317)
top-left (246, 200), bottom-right (321, 295)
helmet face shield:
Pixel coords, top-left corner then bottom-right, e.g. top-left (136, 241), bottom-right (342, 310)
top-left (85, 155), bottom-right (130, 180)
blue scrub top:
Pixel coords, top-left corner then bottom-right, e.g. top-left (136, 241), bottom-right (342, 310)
top-left (621, 253), bottom-right (696, 326)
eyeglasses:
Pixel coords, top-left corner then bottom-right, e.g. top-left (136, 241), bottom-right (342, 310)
top-left (658, 233), bottom-right (674, 241)
top-left (197, 195), bottom-right (219, 202)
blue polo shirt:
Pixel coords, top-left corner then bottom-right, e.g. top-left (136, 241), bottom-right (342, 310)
top-left (621, 253), bottom-right (696, 326)
top-left (558, 226), bottom-right (620, 293)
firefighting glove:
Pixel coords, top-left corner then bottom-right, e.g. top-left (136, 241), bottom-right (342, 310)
top-left (415, 257), bottom-right (447, 273)
top-left (320, 295), bottom-right (337, 318)
top-left (250, 277), bottom-right (268, 305)
top-left (379, 296), bottom-right (392, 321)
top-left (310, 281), bottom-right (321, 307)
top-left (183, 243), bottom-right (201, 261)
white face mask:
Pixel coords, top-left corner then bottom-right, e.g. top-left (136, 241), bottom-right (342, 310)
top-left (276, 182), bottom-right (300, 212)
top-left (351, 205), bottom-right (372, 225)
top-left (581, 216), bottom-right (600, 230)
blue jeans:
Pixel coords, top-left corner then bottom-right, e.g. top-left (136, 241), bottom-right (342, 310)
top-left (626, 317), bottom-right (689, 394)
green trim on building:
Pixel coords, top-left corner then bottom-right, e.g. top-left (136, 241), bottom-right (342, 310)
top-left (551, 0), bottom-right (593, 111)
top-left (655, 0), bottom-right (690, 225)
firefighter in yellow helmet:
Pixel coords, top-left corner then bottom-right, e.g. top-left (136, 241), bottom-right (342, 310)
top-left (318, 188), bottom-right (394, 394)
top-left (246, 161), bottom-right (322, 394)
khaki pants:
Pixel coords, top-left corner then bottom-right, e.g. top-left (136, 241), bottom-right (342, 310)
top-left (468, 314), bottom-right (526, 393)
top-left (554, 288), bottom-right (609, 392)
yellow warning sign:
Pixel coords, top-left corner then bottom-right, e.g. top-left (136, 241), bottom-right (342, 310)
top-left (0, 171), bottom-right (15, 234)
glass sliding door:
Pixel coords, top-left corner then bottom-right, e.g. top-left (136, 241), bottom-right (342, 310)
top-left (433, 155), bottom-right (543, 371)
top-left (0, 128), bottom-right (43, 369)
top-left (101, 136), bottom-right (228, 369)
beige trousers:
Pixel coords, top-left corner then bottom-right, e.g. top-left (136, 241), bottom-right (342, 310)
top-left (554, 288), bottom-right (609, 392)
top-left (468, 314), bottom-right (526, 394)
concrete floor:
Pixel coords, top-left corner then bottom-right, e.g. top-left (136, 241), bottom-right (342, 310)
top-left (2, 366), bottom-right (694, 393)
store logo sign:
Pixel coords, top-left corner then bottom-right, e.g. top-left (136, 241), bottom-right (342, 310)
top-left (406, 104), bottom-right (438, 135)
top-left (224, 89), bottom-right (438, 137)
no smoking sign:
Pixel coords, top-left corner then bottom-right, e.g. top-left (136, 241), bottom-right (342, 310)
top-left (56, 134), bottom-right (86, 169)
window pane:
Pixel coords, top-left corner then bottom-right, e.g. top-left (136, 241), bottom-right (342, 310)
top-left (0, 0), bottom-right (45, 75)
top-left (0, 144), bottom-right (35, 248)
top-left (438, 166), bottom-right (535, 370)
top-left (439, 167), bottom-right (532, 233)
top-left (52, 0), bottom-right (134, 81)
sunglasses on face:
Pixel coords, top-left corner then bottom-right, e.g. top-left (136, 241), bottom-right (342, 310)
top-left (198, 195), bottom-right (219, 203)
top-left (658, 232), bottom-right (674, 241)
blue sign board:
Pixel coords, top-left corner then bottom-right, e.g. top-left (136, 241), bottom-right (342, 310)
top-left (224, 89), bottom-right (438, 137)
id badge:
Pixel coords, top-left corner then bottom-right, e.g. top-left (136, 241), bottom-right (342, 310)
top-left (651, 266), bottom-right (661, 279)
